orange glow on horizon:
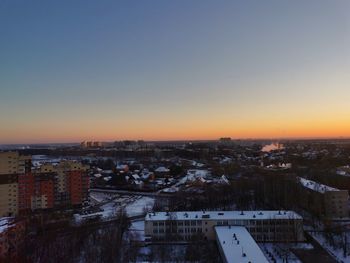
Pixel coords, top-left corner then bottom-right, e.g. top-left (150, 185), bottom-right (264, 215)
top-left (1, 118), bottom-right (350, 144)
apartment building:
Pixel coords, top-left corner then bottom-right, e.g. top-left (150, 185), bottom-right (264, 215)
top-left (0, 152), bottom-right (31, 175)
top-left (0, 175), bottom-right (18, 217)
top-left (81, 141), bottom-right (102, 148)
top-left (0, 152), bottom-right (31, 217)
top-left (298, 177), bottom-right (349, 220)
top-left (0, 152), bottom-right (90, 215)
top-left (32, 160), bottom-right (90, 209)
top-left (56, 161), bottom-right (89, 206)
top-left (145, 210), bottom-right (304, 242)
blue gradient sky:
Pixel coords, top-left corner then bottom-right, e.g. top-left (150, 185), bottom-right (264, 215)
top-left (1, 1), bottom-right (349, 143)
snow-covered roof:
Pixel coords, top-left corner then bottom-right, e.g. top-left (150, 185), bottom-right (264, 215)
top-left (141, 172), bottom-right (152, 180)
top-left (298, 177), bottom-right (340, 193)
top-left (198, 177), bottom-right (206, 183)
top-left (174, 169), bottom-right (211, 187)
top-left (145, 210), bottom-right (302, 221)
top-left (102, 170), bottom-right (114, 174)
top-left (131, 174), bottom-right (140, 180)
top-left (154, 166), bottom-right (170, 173)
top-left (116, 164), bottom-right (128, 170)
top-left (0, 217), bottom-right (14, 234)
top-left (220, 157), bottom-right (232, 164)
top-left (215, 226), bottom-right (269, 263)
top-left (220, 175), bottom-right (229, 184)
top-left (187, 169), bottom-right (209, 177)
top-left (336, 166), bottom-right (350, 177)
top-left (162, 187), bottom-right (179, 193)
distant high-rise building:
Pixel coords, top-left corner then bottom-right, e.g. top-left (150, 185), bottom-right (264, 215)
top-left (81, 141), bottom-right (102, 148)
top-left (218, 137), bottom-right (233, 146)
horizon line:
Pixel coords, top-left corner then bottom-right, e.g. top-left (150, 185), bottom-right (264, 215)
top-left (1, 136), bottom-right (350, 146)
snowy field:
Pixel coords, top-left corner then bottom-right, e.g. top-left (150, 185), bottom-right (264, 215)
top-left (124, 197), bottom-right (154, 217)
top-left (74, 193), bottom-right (154, 223)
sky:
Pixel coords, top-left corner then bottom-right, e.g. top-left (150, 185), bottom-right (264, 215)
top-left (0, 0), bottom-right (349, 144)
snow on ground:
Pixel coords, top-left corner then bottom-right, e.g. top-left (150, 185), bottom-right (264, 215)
top-left (174, 169), bottom-right (210, 187)
top-left (259, 243), bottom-right (307, 263)
top-left (124, 196), bottom-right (154, 217)
top-left (74, 195), bottom-right (154, 223)
top-left (89, 192), bottom-right (117, 203)
top-left (136, 244), bottom-right (188, 262)
top-left (129, 220), bottom-right (145, 241)
top-left (310, 231), bottom-right (350, 263)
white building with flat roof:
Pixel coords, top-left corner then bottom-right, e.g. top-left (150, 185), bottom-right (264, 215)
top-left (145, 210), bottom-right (304, 242)
top-left (215, 226), bottom-right (269, 263)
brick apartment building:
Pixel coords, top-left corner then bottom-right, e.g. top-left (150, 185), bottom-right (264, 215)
top-left (0, 152), bottom-right (90, 216)
top-left (0, 152), bottom-right (31, 217)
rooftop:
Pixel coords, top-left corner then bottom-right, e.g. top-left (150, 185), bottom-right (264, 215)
top-left (145, 210), bottom-right (302, 221)
top-left (298, 177), bottom-right (340, 193)
top-left (0, 217), bottom-right (15, 234)
top-left (154, 166), bottom-right (170, 173)
top-left (215, 226), bottom-right (268, 263)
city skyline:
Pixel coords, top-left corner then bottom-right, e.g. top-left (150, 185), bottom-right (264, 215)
top-left (1, 1), bottom-right (350, 144)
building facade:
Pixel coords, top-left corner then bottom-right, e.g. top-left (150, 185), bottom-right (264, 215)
top-left (0, 152), bottom-right (31, 217)
top-left (0, 152), bottom-right (90, 215)
top-left (145, 210), bottom-right (304, 242)
top-left (298, 177), bottom-right (349, 220)
top-left (30, 160), bottom-right (90, 211)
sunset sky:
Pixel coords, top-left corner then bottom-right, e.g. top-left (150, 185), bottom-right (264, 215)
top-left (1, 1), bottom-right (350, 144)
